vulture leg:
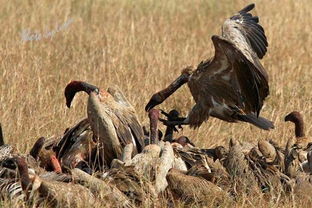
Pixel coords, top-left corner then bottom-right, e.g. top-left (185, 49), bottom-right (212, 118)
top-left (159, 118), bottom-right (189, 129)
top-left (161, 109), bottom-right (186, 142)
top-left (161, 109), bottom-right (185, 130)
top-left (0, 123), bottom-right (4, 146)
top-left (145, 70), bottom-right (191, 111)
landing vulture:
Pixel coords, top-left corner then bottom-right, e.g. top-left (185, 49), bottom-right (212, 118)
top-left (145, 4), bottom-right (274, 130)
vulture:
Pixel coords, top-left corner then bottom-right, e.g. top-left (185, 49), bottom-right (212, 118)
top-left (29, 137), bottom-right (62, 173)
top-left (145, 4), bottom-right (274, 130)
top-left (284, 111), bottom-right (312, 176)
top-left (285, 111), bottom-right (312, 150)
top-left (285, 111), bottom-right (306, 139)
top-left (65, 81), bottom-right (144, 167)
top-left (284, 111), bottom-right (312, 158)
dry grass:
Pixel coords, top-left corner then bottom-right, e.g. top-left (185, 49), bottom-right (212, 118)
top-left (1, 0), bottom-right (312, 207)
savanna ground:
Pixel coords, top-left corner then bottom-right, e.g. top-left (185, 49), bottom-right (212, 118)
top-left (0, 0), bottom-right (311, 207)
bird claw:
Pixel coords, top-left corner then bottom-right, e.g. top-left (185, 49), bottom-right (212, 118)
top-left (159, 118), bottom-right (183, 132)
top-left (159, 118), bottom-right (170, 126)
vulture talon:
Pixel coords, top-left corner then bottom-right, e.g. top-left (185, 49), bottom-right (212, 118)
top-left (160, 109), bottom-right (169, 117)
top-left (173, 126), bottom-right (179, 132)
top-left (159, 118), bottom-right (184, 130)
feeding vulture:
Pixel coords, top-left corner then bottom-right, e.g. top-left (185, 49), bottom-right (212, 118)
top-left (65, 81), bottom-right (145, 166)
top-left (145, 4), bottom-right (274, 130)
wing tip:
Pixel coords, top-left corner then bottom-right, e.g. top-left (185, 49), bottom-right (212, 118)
top-left (239, 3), bottom-right (255, 14)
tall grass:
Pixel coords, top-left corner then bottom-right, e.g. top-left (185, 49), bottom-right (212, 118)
top-left (1, 0), bottom-right (311, 207)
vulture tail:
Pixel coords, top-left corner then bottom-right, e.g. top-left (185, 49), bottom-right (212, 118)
top-left (236, 114), bottom-right (274, 130)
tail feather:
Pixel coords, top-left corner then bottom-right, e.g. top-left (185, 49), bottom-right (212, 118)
top-left (236, 114), bottom-right (274, 130)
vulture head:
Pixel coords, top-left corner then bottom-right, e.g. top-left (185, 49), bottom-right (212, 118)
top-left (29, 137), bottom-right (62, 173)
top-left (284, 111), bottom-right (302, 123)
top-left (145, 94), bottom-right (163, 112)
top-left (285, 111), bottom-right (305, 137)
top-left (29, 137), bottom-right (45, 160)
top-left (64, 81), bottom-right (99, 108)
top-left (172, 136), bottom-right (195, 147)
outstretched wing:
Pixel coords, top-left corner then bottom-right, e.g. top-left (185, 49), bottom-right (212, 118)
top-left (222, 3), bottom-right (268, 60)
top-left (195, 4), bottom-right (269, 116)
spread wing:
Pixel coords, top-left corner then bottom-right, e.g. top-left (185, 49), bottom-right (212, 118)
top-left (222, 4), bottom-right (268, 60)
top-left (196, 4), bottom-right (269, 116)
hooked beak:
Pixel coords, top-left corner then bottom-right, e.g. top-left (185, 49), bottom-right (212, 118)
top-left (145, 94), bottom-right (162, 112)
top-left (284, 115), bottom-right (290, 122)
top-left (64, 81), bottom-right (99, 108)
top-left (145, 70), bottom-right (191, 112)
top-left (29, 137), bottom-right (46, 160)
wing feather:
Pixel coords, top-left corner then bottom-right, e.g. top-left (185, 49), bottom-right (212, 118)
top-left (107, 86), bottom-right (144, 152)
top-left (113, 110), bottom-right (144, 153)
top-left (238, 3), bottom-right (255, 13)
top-left (222, 3), bottom-right (268, 59)
top-left (210, 36), bottom-right (269, 115)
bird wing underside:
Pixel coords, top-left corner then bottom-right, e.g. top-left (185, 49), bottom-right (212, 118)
top-left (196, 35), bottom-right (269, 117)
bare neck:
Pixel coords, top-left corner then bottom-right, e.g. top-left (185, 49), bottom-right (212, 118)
top-left (0, 123), bottom-right (4, 146)
top-left (294, 118), bottom-right (305, 137)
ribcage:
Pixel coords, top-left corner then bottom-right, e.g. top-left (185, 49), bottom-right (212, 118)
top-left (0, 178), bottom-right (25, 201)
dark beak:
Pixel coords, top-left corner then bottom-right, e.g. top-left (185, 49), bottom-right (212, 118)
top-left (145, 70), bottom-right (191, 112)
top-left (64, 81), bottom-right (99, 108)
top-left (29, 137), bottom-right (46, 160)
top-left (145, 94), bottom-right (162, 112)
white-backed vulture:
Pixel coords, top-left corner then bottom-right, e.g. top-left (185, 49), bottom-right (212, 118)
top-left (285, 111), bottom-right (312, 153)
top-left (285, 111), bottom-right (308, 140)
top-left (65, 81), bottom-right (144, 167)
top-left (145, 4), bottom-right (274, 130)
top-left (29, 137), bottom-right (62, 173)
top-left (284, 111), bottom-right (312, 175)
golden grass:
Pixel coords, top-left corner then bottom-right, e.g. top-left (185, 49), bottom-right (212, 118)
top-left (1, 0), bottom-right (312, 207)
